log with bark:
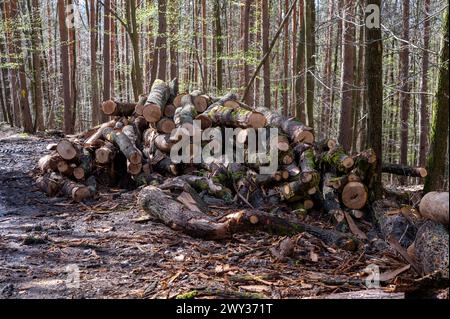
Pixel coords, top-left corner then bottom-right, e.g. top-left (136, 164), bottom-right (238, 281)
top-left (143, 79), bottom-right (171, 123)
top-left (256, 106), bottom-right (314, 144)
top-left (102, 100), bottom-right (137, 116)
top-left (102, 127), bottom-right (142, 165)
top-left (419, 191), bottom-right (449, 225)
top-left (382, 163), bottom-right (428, 178)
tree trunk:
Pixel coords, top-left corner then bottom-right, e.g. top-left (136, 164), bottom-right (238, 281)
top-left (399, 0), bottom-right (410, 183)
top-left (156, 0), bottom-right (167, 80)
top-left (102, 0), bottom-right (111, 113)
top-left (338, 0), bottom-right (355, 152)
top-left (89, 0), bottom-right (100, 126)
top-left (424, 8), bottom-right (448, 193)
top-left (365, 0), bottom-right (383, 200)
top-left (304, 0), bottom-right (315, 130)
top-left (261, 0), bottom-right (270, 106)
top-left (418, 0), bottom-right (431, 167)
top-left (213, 0), bottom-right (223, 92)
top-left (29, 0), bottom-right (44, 131)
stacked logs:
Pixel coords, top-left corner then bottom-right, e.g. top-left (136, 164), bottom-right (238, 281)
top-left (35, 78), bottom-right (428, 226)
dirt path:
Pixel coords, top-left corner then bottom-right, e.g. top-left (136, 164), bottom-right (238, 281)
top-left (0, 131), bottom-right (417, 299)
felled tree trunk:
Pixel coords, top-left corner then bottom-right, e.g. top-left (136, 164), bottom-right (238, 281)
top-left (143, 79), bottom-right (171, 123)
top-left (102, 127), bottom-right (142, 164)
top-left (256, 106), bottom-right (314, 143)
top-left (371, 199), bottom-right (416, 248)
top-left (138, 185), bottom-right (358, 250)
top-left (414, 220), bottom-right (449, 278)
top-left (101, 100), bottom-right (136, 116)
top-left (382, 163), bottom-right (428, 178)
top-left (419, 192), bottom-right (449, 225)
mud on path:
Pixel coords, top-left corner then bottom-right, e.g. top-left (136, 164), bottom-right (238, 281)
top-left (0, 129), bottom-right (418, 299)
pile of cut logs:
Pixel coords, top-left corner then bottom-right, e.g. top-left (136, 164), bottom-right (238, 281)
top-left (35, 77), bottom-right (430, 213)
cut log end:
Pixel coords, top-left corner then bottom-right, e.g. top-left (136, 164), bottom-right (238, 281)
top-left (128, 152), bottom-right (142, 165)
top-left (164, 104), bottom-right (176, 117)
top-left (157, 118), bottom-right (176, 134)
top-left (342, 182), bottom-right (368, 210)
top-left (73, 167), bottom-right (85, 180)
top-left (56, 140), bottom-right (77, 160)
top-left (342, 157), bottom-right (355, 169)
top-left (303, 199), bottom-right (314, 210)
top-left (143, 104), bottom-right (162, 123)
top-left (248, 112), bottom-right (267, 129)
top-left (294, 130), bottom-right (314, 144)
top-left (193, 96), bottom-right (209, 112)
top-left (102, 100), bottom-right (116, 115)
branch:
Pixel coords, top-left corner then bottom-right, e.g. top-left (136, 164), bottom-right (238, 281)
top-left (241, 0), bottom-right (298, 102)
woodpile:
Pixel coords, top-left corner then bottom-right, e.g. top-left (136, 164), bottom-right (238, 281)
top-left (35, 78), bottom-right (438, 250)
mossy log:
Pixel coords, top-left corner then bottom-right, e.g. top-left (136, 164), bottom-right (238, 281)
top-left (169, 175), bottom-right (233, 200)
top-left (382, 163), bottom-right (428, 178)
top-left (314, 138), bottom-right (337, 153)
top-left (255, 106), bottom-right (314, 144)
top-left (299, 148), bottom-right (320, 184)
top-left (102, 127), bottom-right (142, 165)
top-left (279, 180), bottom-right (317, 202)
top-left (322, 145), bottom-right (354, 173)
top-left (101, 100), bottom-right (136, 116)
top-left (143, 79), bottom-right (171, 123)
top-left (197, 93), bottom-right (265, 129)
top-left (419, 192), bottom-right (449, 225)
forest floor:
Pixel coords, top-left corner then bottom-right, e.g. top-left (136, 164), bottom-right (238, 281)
top-left (0, 124), bottom-right (434, 299)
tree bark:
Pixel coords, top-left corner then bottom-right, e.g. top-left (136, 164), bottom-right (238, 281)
top-left (365, 0), bottom-right (383, 199)
top-left (424, 8), bottom-right (449, 193)
top-left (304, 0), bottom-right (315, 130)
top-left (399, 0), bottom-right (410, 183)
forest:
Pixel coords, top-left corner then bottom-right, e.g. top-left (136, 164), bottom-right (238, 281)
top-left (0, 0), bottom-right (448, 300)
